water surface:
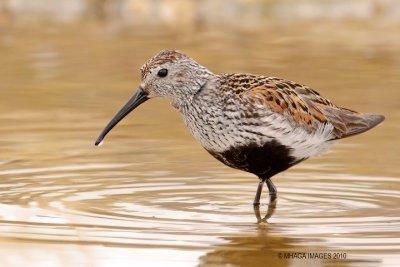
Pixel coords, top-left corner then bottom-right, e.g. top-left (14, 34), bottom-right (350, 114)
top-left (0, 23), bottom-right (399, 266)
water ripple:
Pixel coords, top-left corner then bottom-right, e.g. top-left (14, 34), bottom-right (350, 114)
top-left (0, 161), bottom-right (398, 264)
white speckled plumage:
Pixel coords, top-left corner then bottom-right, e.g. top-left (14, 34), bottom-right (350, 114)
top-left (135, 49), bottom-right (384, 169)
top-left (177, 75), bottom-right (335, 161)
top-left (95, 49), bottom-right (385, 207)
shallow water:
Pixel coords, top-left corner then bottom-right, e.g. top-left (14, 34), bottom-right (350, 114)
top-left (0, 23), bottom-right (399, 266)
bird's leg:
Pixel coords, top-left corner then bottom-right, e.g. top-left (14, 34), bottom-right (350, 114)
top-left (254, 178), bottom-right (277, 222)
top-left (266, 178), bottom-right (277, 203)
top-left (253, 180), bottom-right (264, 206)
top-left (253, 177), bottom-right (278, 222)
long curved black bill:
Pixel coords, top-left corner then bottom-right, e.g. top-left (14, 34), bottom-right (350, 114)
top-left (95, 87), bottom-right (148, 146)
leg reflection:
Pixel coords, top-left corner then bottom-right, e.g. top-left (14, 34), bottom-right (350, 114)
top-left (253, 179), bottom-right (277, 223)
top-left (253, 198), bottom-right (277, 223)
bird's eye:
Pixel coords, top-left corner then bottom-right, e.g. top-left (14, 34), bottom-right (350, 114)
top-left (157, 68), bottom-right (168, 78)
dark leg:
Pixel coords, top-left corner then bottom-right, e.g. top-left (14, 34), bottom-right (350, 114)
top-left (253, 178), bottom-right (278, 223)
top-left (264, 178), bottom-right (277, 221)
top-left (266, 178), bottom-right (277, 203)
top-left (253, 180), bottom-right (263, 206)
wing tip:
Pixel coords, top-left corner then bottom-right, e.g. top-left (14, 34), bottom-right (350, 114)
top-left (366, 113), bottom-right (385, 128)
top-left (339, 113), bottom-right (385, 139)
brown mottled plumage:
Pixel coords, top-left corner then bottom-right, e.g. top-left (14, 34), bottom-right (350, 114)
top-left (96, 49), bottom-right (385, 211)
top-left (219, 73), bottom-right (384, 139)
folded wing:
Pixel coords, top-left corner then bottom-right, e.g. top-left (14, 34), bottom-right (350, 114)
top-left (223, 74), bottom-right (384, 140)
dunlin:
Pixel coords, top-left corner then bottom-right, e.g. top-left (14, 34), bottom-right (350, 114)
top-left (95, 49), bottom-right (384, 208)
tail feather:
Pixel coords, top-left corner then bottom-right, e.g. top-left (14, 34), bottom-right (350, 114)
top-left (321, 107), bottom-right (385, 140)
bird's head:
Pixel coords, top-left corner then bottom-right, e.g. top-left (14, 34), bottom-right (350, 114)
top-left (95, 49), bottom-right (213, 146)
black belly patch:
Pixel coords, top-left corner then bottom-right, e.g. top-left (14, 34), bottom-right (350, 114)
top-left (208, 139), bottom-right (302, 179)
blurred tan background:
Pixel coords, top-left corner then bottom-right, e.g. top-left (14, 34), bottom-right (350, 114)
top-left (1, 0), bottom-right (400, 27)
top-left (0, 1), bottom-right (399, 267)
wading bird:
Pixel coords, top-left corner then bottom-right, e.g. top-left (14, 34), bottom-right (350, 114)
top-left (95, 49), bottom-right (384, 212)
